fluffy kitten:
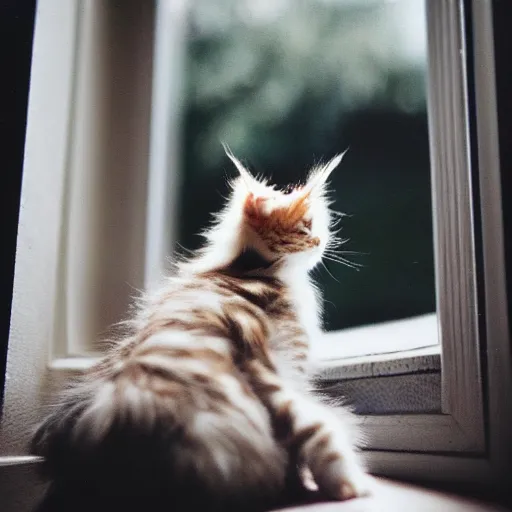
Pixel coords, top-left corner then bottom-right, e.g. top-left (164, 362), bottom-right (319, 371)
top-left (31, 148), bottom-right (370, 511)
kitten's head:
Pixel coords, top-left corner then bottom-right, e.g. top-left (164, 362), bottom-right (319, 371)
top-left (225, 146), bottom-right (345, 271)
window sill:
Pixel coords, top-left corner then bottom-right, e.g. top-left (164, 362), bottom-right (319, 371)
top-left (50, 339), bottom-right (440, 381)
top-left (51, 313), bottom-right (440, 376)
top-left (46, 340), bottom-right (470, 464)
top-left (316, 345), bottom-right (440, 381)
top-left (313, 313), bottom-right (438, 361)
top-left (315, 346), bottom-right (440, 415)
top-left (49, 343), bottom-right (441, 417)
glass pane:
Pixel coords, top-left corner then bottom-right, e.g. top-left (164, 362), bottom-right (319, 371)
top-left (174, 0), bottom-right (435, 333)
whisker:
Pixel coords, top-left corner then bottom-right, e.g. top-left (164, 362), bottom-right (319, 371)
top-left (324, 255), bottom-right (359, 270)
top-left (321, 261), bottom-right (340, 283)
top-left (322, 254), bottom-right (362, 271)
top-left (329, 217), bottom-right (344, 229)
top-left (324, 249), bottom-right (368, 256)
top-left (323, 297), bottom-right (338, 310)
top-left (326, 237), bottom-right (350, 249)
top-left (324, 248), bottom-right (364, 259)
top-left (175, 242), bottom-right (194, 255)
top-left (329, 232), bottom-right (350, 242)
top-left (330, 210), bottom-right (348, 218)
top-left (323, 257), bottom-right (360, 271)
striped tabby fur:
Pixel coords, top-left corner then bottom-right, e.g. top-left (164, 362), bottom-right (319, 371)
top-left (31, 149), bottom-right (370, 511)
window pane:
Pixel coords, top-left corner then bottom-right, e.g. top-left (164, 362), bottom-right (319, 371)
top-left (174, 0), bottom-right (435, 332)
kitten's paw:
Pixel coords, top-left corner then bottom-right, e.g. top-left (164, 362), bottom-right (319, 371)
top-left (300, 466), bottom-right (318, 492)
top-left (337, 469), bottom-right (372, 500)
top-left (315, 459), bottom-right (372, 501)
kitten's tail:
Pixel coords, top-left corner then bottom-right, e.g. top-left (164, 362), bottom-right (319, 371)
top-left (31, 347), bottom-right (288, 510)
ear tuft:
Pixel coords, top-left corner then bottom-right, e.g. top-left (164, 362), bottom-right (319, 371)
top-left (322, 149), bottom-right (347, 179)
top-left (222, 143), bottom-right (256, 185)
top-left (307, 149), bottom-right (348, 191)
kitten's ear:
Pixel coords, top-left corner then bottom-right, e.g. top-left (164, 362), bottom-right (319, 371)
top-left (306, 149), bottom-right (348, 192)
top-left (223, 143), bottom-right (257, 186)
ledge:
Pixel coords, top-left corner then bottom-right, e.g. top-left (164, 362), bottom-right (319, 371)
top-left (315, 345), bottom-right (440, 381)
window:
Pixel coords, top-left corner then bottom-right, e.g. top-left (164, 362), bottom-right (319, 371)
top-left (171, 0), bottom-right (440, 420)
top-left (176, 0), bottom-right (437, 355)
top-left (1, 0), bottom-right (511, 498)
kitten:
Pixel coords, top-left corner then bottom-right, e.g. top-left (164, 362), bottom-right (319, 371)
top-left (30, 148), bottom-right (370, 511)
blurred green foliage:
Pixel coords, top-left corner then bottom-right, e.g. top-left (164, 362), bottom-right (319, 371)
top-left (176, 0), bottom-right (435, 331)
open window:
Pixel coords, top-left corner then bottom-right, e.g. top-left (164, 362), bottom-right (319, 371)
top-left (1, 0), bottom-right (511, 495)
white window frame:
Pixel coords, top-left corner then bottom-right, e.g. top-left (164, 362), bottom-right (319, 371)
top-left (0, 0), bottom-right (158, 456)
top-left (1, 0), bottom-right (511, 495)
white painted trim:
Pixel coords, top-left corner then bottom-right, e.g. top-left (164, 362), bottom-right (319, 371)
top-left (54, 1), bottom-right (154, 357)
top-left (0, 0), bottom-right (156, 454)
top-left (358, 0), bottom-right (512, 478)
top-left (424, 0), bottom-right (484, 448)
top-left (0, 0), bottom-right (79, 456)
top-left (472, 0), bottom-right (512, 483)
top-left (315, 0), bottom-right (495, 462)
top-left (0, 457), bottom-right (43, 467)
top-left (49, 357), bottom-right (100, 372)
top-left (144, 0), bottom-right (188, 288)
top-left (324, 0), bottom-right (488, 460)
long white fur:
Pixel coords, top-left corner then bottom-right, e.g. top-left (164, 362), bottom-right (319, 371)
top-left (41, 147), bottom-right (371, 502)
top-left (184, 147), bottom-right (346, 351)
top-left (206, 148), bottom-right (370, 497)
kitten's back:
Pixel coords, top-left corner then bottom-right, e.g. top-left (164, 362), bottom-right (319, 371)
top-left (31, 273), bottom-right (289, 510)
